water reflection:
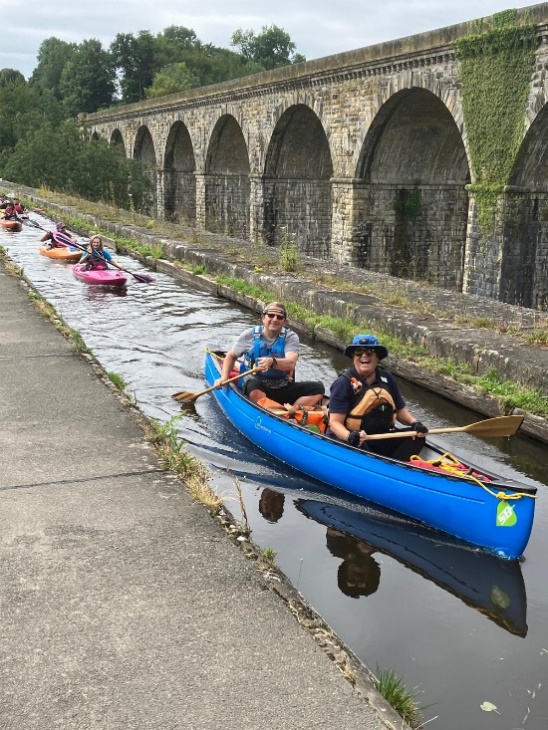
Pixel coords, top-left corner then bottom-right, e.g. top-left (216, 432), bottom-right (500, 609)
top-left (296, 496), bottom-right (527, 637)
top-left (325, 528), bottom-right (381, 599)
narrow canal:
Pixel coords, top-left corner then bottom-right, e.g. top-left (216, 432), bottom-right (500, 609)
top-left (3, 218), bottom-right (548, 730)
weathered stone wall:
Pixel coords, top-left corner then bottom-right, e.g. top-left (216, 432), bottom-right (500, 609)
top-left (82, 4), bottom-right (548, 310)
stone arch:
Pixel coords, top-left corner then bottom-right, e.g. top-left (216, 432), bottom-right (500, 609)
top-left (110, 129), bottom-right (126, 157)
top-left (164, 121), bottom-right (196, 225)
top-left (499, 105), bottom-right (548, 309)
top-left (204, 115), bottom-right (250, 238)
top-left (263, 104), bottom-right (333, 257)
top-left (90, 131), bottom-right (99, 142)
top-left (354, 88), bottom-right (470, 289)
top-left (134, 126), bottom-right (157, 216)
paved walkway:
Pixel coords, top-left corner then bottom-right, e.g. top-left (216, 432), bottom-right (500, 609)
top-left (0, 260), bottom-right (402, 727)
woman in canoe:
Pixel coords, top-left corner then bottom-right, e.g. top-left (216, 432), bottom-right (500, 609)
top-left (327, 333), bottom-right (429, 461)
top-left (78, 235), bottom-right (120, 270)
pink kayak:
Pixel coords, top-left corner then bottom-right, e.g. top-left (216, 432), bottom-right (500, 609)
top-left (72, 263), bottom-right (127, 287)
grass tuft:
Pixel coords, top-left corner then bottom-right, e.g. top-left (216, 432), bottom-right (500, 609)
top-left (374, 666), bottom-right (423, 728)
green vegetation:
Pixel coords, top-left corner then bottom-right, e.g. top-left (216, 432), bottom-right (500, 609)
top-left (453, 10), bottom-right (537, 235)
top-left (374, 667), bottom-right (424, 728)
top-left (279, 228), bottom-right (300, 272)
top-left (107, 371), bottom-right (127, 391)
top-left (260, 547), bottom-right (278, 564)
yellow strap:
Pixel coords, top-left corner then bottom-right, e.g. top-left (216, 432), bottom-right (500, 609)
top-left (409, 452), bottom-right (536, 500)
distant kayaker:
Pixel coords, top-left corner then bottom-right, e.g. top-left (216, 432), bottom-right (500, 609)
top-left (41, 221), bottom-right (78, 248)
top-left (1, 203), bottom-right (22, 221)
top-left (327, 333), bottom-right (428, 461)
top-left (12, 198), bottom-right (27, 215)
top-left (217, 301), bottom-right (325, 407)
top-left (78, 235), bottom-right (120, 270)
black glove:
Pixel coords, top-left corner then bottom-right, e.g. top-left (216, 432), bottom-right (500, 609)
top-left (347, 430), bottom-right (361, 447)
top-left (412, 421), bottom-right (428, 434)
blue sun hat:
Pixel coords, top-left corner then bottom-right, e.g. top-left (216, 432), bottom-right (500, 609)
top-left (344, 333), bottom-right (388, 360)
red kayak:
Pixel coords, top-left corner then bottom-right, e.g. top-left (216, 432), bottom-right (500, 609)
top-left (72, 263), bottom-right (127, 287)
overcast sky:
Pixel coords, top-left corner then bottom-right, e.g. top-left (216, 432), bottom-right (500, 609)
top-left (1, 0), bottom-right (536, 80)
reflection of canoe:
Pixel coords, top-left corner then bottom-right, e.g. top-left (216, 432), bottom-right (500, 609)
top-left (0, 219), bottom-right (22, 232)
top-left (39, 245), bottom-right (81, 262)
top-left (205, 351), bottom-right (537, 559)
top-left (296, 497), bottom-right (528, 637)
top-left (72, 263), bottom-right (127, 287)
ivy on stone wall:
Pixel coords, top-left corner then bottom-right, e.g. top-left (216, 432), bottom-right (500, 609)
top-left (453, 10), bottom-right (537, 235)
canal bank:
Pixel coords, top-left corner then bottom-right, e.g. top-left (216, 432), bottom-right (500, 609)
top-left (0, 256), bottom-right (404, 728)
top-left (18, 186), bottom-right (548, 445)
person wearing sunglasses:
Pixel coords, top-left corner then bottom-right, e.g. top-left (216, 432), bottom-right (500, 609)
top-left (218, 302), bottom-right (324, 407)
top-left (326, 333), bottom-right (428, 462)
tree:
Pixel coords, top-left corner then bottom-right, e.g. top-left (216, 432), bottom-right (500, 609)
top-left (111, 31), bottom-right (157, 103)
top-left (0, 78), bottom-right (62, 150)
top-left (59, 39), bottom-right (115, 115)
top-left (231, 25), bottom-right (305, 71)
top-left (145, 63), bottom-right (199, 98)
top-left (154, 26), bottom-right (201, 69)
top-left (0, 69), bottom-right (26, 87)
top-left (0, 119), bottom-right (151, 210)
top-left (29, 38), bottom-right (77, 100)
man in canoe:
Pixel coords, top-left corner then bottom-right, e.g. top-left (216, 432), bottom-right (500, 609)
top-left (327, 333), bottom-right (429, 461)
top-left (41, 221), bottom-right (78, 248)
top-left (217, 301), bottom-right (325, 407)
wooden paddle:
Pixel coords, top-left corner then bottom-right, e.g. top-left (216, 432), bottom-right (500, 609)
top-left (172, 367), bottom-right (259, 403)
top-left (362, 415), bottom-right (524, 441)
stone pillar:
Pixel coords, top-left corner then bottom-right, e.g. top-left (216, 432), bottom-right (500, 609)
top-left (330, 178), bottom-right (359, 264)
top-left (194, 172), bottom-right (207, 230)
top-left (156, 168), bottom-right (166, 221)
top-left (249, 174), bottom-right (265, 242)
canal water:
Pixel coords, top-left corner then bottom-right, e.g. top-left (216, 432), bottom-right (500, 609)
top-left (3, 218), bottom-right (548, 730)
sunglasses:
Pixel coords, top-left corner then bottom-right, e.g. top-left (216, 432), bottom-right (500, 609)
top-left (265, 313), bottom-right (285, 321)
top-left (353, 348), bottom-right (377, 357)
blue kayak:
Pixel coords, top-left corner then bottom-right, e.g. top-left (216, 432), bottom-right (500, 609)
top-left (204, 351), bottom-right (537, 559)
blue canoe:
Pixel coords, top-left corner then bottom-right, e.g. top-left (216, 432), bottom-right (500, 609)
top-left (204, 351), bottom-right (537, 559)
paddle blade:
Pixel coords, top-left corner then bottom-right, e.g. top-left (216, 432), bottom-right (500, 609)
top-left (172, 391), bottom-right (199, 403)
top-left (131, 272), bottom-right (155, 283)
top-left (464, 415), bottom-right (524, 437)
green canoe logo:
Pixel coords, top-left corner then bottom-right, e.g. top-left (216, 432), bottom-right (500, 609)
top-left (497, 501), bottom-right (517, 527)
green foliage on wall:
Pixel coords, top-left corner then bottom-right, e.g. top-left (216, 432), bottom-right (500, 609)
top-left (453, 10), bottom-right (537, 235)
top-left (393, 188), bottom-right (421, 219)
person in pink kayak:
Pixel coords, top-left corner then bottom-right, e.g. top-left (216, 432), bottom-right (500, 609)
top-left (78, 235), bottom-right (120, 270)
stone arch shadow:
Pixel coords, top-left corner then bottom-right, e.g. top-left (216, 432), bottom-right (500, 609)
top-left (354, 88), bottom-right (470, 289)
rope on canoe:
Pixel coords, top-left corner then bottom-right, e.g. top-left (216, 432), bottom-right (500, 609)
top-left (409, 452), bottom-right (536, 500)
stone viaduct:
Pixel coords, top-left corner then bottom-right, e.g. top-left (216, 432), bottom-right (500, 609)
top-left (84, 4), bottom-right (548, 310)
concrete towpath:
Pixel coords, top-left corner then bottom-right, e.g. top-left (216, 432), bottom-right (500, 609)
top-left (0, 264), bottom-right (403, 728)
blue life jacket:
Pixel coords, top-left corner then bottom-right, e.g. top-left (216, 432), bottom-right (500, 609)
top-left (240, 325), bottom-right (288, 383)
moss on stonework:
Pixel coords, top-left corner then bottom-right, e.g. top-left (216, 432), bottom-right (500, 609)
top-left (454, 10), bottom-right (537, 235)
